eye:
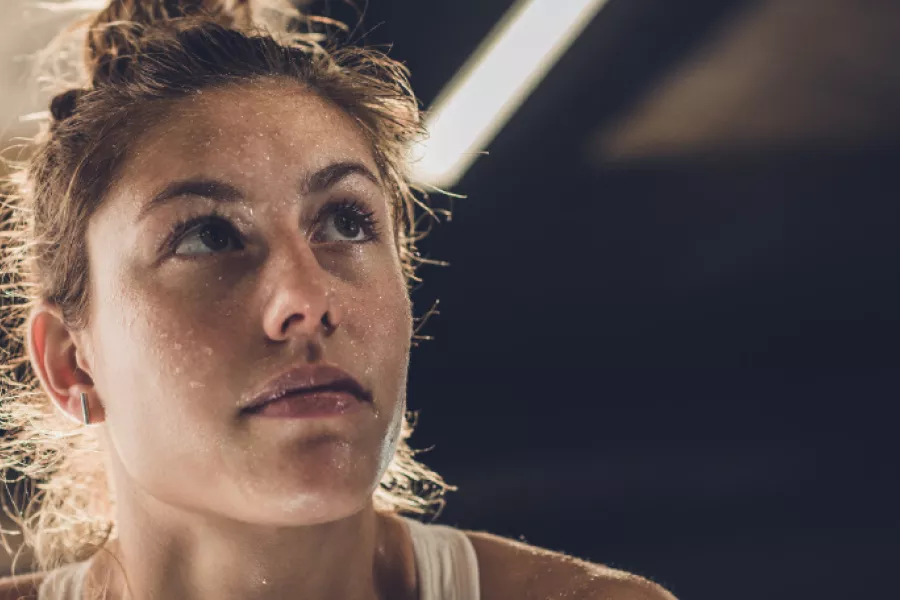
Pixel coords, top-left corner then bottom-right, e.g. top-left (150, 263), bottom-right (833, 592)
top-left (170, 215), bottom-right (244, 256)
top-left (314, 199), bottom-right (380, 243)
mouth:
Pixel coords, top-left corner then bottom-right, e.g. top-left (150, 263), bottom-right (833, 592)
top-left (241, 364), bottom-right (372, 416)
top-left (243, 388), bottom-right (366, 418)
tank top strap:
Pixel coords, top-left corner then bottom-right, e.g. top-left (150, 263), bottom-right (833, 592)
top-left (401, 517), bottom-right (481, 600)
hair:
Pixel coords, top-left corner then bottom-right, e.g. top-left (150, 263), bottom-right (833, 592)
top-left (0, 0), bottom-right (451, 575)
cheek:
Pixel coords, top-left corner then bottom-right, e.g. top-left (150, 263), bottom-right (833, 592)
top-left (94, 271), bottom-right (206, 383)
top-left (331, 261), bottom-right (412, 456)
top-left (347, 267), bottom-right (412, 386)
top-left (350, 282), bottom-right (411, 477)
top-left (89, 267), bottom-right (237, 467)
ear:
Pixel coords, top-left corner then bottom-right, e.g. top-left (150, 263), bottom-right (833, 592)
top-left (27, 300), bottom-right (105, 426)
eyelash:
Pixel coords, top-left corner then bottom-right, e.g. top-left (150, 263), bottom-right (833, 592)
top-left (164, 199), bottom-right (381, 255)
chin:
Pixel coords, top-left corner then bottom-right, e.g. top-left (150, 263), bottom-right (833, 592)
top-left (231, 459), bottom-right (380, 527)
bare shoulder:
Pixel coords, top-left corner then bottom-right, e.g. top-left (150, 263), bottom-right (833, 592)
top-left (464, 529), bottom-right (676, 600)
top-left (0, 571), bottom-right (43, 600)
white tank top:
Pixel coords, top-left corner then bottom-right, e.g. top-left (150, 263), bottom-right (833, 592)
top-left (37, 517), bottom-right (481, 600)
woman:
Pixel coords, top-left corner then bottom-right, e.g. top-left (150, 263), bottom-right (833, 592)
top-left (0, 1), bottom-right (675, 598)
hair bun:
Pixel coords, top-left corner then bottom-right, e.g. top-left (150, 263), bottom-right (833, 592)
top-left (85, 0), bottom-right (253, 84)
top-left (49, 88), bottom-right (88, 122)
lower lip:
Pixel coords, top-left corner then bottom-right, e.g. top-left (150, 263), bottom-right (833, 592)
top-left (249, 391), bottom-right (365, 419)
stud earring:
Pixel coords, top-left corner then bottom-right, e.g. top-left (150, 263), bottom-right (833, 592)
top-left (80, 392), bottom-right (91, 425)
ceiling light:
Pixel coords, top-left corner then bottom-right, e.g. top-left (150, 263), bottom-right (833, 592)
top-left (410, 0), bottom-right (610, 189)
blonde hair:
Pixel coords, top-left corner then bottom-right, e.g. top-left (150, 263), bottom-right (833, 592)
top-left (0, 0), bottom-right (451, 575)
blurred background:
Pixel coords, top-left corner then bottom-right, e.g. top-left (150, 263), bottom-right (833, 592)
top-left (2, 0), bottom-right (899, 598)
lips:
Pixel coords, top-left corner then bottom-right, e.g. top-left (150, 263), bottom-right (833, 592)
top-left (241, 363), bottom-right (371, 414)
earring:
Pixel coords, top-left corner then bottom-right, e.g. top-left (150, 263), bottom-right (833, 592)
top-left (80, 392), bottom-right (91, 425)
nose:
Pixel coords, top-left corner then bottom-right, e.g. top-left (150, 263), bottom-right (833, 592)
top-left (261, 245), bottom-right (342, 342)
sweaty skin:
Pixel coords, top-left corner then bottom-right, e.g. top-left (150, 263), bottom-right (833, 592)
top-left (29, 80), bottom-right (417, 600)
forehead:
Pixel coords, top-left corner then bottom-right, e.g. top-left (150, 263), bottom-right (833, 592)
top-left (111, 80), bottom-right (379, 206)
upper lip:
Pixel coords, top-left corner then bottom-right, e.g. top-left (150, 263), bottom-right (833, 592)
top-left (242, 364), bottom-right (371, 413)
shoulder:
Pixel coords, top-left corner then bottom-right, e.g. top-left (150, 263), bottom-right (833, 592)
top-left (464, 529), bottom-right (676, 600)
top-left (0, 571), bottom-right (44, 600)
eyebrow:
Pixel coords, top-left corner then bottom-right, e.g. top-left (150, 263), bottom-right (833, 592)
top-left (137, 161), bottom-right (381, 222)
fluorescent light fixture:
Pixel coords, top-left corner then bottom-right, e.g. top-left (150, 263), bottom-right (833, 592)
top-left (410, 0), bottom-right (611, 189)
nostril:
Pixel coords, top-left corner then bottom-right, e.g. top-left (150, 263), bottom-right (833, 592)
top-left (273, 307), bottom-right (336, 339)
top-left (281, 313), bottom-right (305, 336)
top-left (321, 310), bottom-right (336, 334)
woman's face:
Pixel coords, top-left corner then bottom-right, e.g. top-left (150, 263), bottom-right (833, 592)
top-left (80, 81), bottom-right (412, 525)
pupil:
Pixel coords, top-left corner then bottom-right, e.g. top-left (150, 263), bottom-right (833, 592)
top-left (199, 224), bottom-right (230, 251)
top-left (335, 214), bottom-right (360, 238)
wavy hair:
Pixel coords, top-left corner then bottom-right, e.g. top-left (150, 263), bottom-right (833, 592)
top-left (0, 0), bottom-right (450, 575)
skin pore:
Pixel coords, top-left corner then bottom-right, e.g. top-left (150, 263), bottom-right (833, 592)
top-left (27, 80), bottom-right (420, 600)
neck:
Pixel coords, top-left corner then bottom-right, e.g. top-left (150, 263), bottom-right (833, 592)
top-left (88, 476), bottom-right (417, 600)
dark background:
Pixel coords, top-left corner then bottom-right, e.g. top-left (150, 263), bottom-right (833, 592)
top-left (335, 0), bottom-right (899, 598)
